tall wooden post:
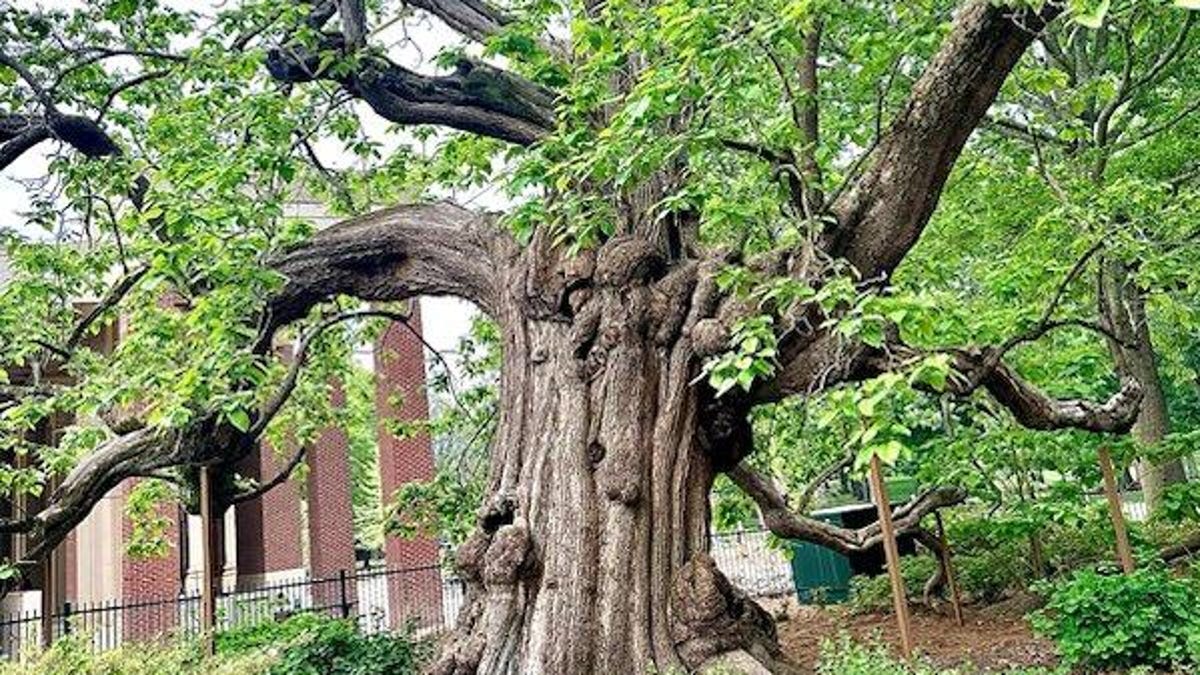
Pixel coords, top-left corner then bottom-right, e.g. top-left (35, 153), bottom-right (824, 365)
top-left (40, 557), bottom-right (54, 649)
top-left (199, 466), bottom-right (216, 655)
top-left (868, 454), bottom-right (914, 659)
top-left (934, 512), bottom-right (964, 627)
top-left (1098, 447), bottom-right (1135, 574)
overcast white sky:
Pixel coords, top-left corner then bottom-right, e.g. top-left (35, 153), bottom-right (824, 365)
top-left (2, 0), bottom-right (484, 359)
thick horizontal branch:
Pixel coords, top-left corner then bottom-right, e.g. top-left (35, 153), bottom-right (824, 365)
top-left (18, 416), bottom-right (248, 571)
top-left (728, 463), bottom-right (966, 556)
top-left (405, 0), bottom-right (514, 44)
top-left (0, 123), bottom-right (51, 171)
top-left (266, 42), bottom-right (554, 145)
top-left (0, 112), bottom-right (120, 171)
top-left (962, 355), bottom-right (1142, 433)
top-left (262, 201), bottom-right (506, 342)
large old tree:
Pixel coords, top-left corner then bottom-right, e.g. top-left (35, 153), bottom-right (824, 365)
top-left (6, 0), bottom-right (1193, 672)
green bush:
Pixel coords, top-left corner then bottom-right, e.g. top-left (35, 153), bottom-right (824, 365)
top-left (215, 611), bottom-right (331, 654)
top-left (1029, 566), bottom-right (1200, 671)
top-left (816, 633), bottom-right (1055, 674)
top-left (0, 613), bottom-right (430, 675)
top-left (848, 556), bottom-right (938, 614)
top-left (0, 633), bottom-right (274, 675)
top-left (218, 612), bottom-right (431, 675)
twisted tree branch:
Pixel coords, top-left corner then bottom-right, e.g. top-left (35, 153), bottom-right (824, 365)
top-left (728, 463), bottom-right (966, 556)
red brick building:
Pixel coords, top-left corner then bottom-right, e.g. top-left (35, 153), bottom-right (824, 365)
top-left (0, 197), bottom-right (446, 641)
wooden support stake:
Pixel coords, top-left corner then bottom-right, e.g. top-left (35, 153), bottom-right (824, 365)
top-left (934, 511), bottom-right (964, 627)
top-left (199, 465), bottom-right (216, 656)
top-left (1098, 447), bottom-right (1135, 574)
top-left (869, 454), bottom-right (914, 659)
top-left (40, 557), bottom-right (53, 649)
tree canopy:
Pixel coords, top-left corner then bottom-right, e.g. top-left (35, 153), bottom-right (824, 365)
top-left (1, 0), bottom-right (1199, 671)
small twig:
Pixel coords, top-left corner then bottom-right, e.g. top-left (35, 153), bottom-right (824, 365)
top-left (228, 445), bottom-right (309, 505)
top-left (97, 71), bottom-right (170, 119)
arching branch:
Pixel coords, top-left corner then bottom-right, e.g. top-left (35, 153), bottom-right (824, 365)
top-left (265, 39), bottom-right (555, 145)
top-left (962, 356), bottom-right (1142, 433)
top-left (6, 202), bottom-right (507, 585)
top-left (728, 463), bottom-right (966, 556)
top-left (262, 201), bottom-right (508, 343)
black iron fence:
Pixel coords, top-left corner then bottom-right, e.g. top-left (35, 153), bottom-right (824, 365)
top-left (0, 529), bottom-right (789, 661)
top-left (0, 563), bottom-right (465, 661)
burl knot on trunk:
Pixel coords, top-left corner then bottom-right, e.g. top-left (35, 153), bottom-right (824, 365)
top-left (671, 555), bottom-right (801, 674)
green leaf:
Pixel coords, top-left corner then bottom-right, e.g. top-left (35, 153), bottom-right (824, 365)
top-left (857, 397), bottom-right (876, 417)
top-left (1072, 0), bottom-right (1110, 27)
top-left (226, 408), bottom-right (251, 432)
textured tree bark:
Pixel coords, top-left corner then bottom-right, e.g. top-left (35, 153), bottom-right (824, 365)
top-left (432, 236), bottom-right (796, 675)
top-left (1099, 259), bottom-right (1187, 513)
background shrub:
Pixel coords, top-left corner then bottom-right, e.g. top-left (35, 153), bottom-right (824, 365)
top-left (1029, 566), bottom-right (1200, 671)
top-left (848, 556), bottom-right (938, 614)
top-left (0, 613), bottom-right (429, 675)
top-left (218, 612), bottom-right (430, 675)
top-left (0, 633), bottom-right (274, 675)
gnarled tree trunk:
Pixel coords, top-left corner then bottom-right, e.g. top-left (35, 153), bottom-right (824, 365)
top-left (433, 237), bottom-right (792, 674)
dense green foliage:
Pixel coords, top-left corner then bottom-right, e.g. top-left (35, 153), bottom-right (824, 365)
top-left (217, 612), bottom-right (430, 675)
top-left (0, 613), bottom-right (429, 675)
top-left (815, 634), bottom-right (1055, 675)
top-left (1030, 566), bottom-right (1200, 671)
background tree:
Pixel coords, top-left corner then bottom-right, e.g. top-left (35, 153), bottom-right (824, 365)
top-left (1, 0), bottom-right (1195, 673)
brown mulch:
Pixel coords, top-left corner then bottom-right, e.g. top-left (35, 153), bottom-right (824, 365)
top-left (764, 594), bottom-right (1059, 672)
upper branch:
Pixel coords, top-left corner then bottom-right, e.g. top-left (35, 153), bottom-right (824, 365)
top-left (826, 0), bottom-right (1062, 281)
top-left (404, 0), bottom-right (514, 44)
top-left (266, 38), bottom-right (555, 145)
top-left (228, 445), bottom-right (308, 506)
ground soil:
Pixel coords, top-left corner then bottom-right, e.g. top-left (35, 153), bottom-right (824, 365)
top-left (765, 594), bottom-right (1059, 672)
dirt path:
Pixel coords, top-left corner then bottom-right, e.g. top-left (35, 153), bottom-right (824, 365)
top-left (764, 596), bottom-right (1059, 672)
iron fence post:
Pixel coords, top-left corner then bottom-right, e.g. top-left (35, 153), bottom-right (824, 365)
top-left (60, 601), bottom-right (72, 638)
top-left (338, 569), bottom-right (351, 619)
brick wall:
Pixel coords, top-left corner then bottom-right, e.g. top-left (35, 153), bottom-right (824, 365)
top-left (375, 302), bottom-right (443, 629)
top-left (234, 443), bottom-right (305, 587)
top-left (305, 381), bottom-right (358, 603)
top-left (119, 479), bottom-right (180, 640)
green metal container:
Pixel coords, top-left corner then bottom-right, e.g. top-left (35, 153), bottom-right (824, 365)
top-left (788, 504), bottom-right (858, 604)
top-left (789, 493), bottom-right (921, 604)
top-left (789, 537), bottom-right (853, 604)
